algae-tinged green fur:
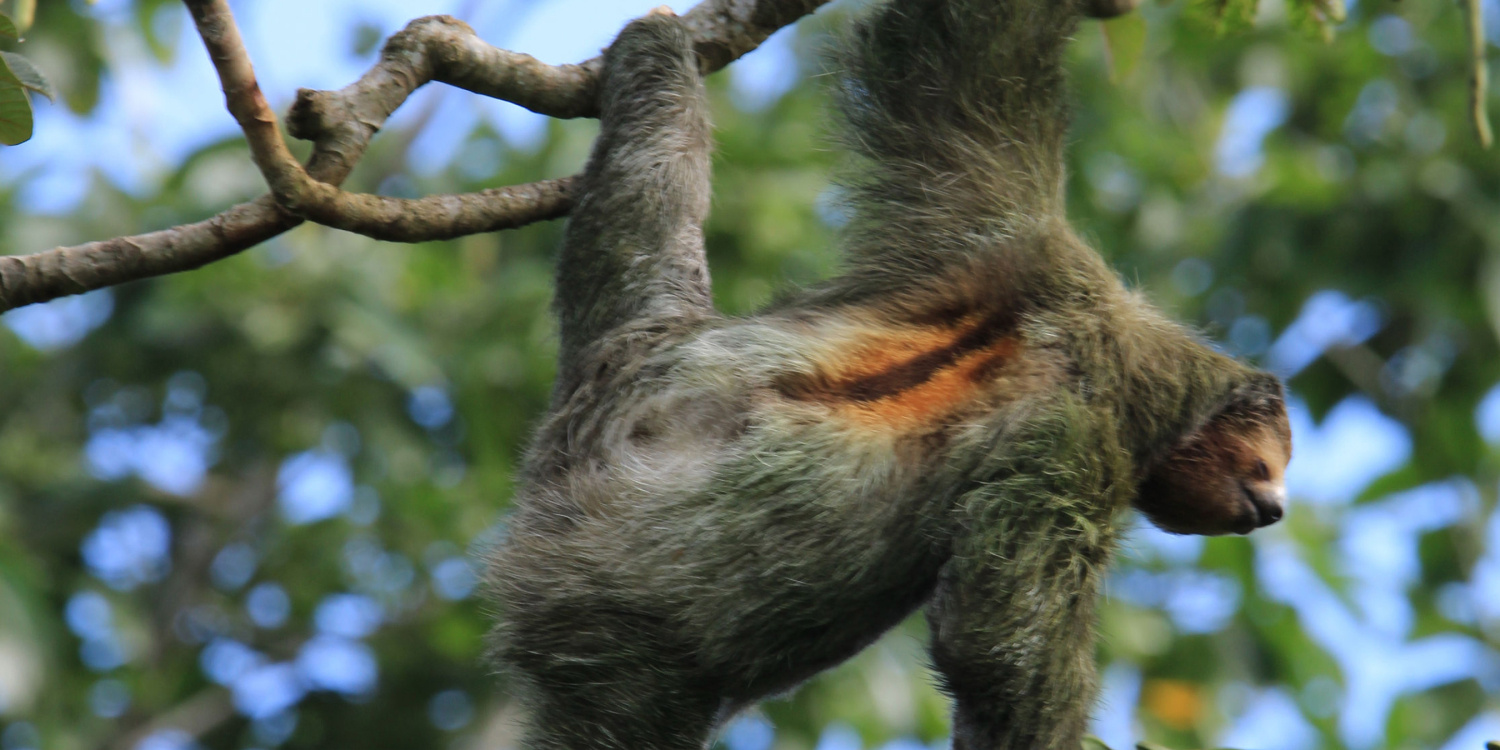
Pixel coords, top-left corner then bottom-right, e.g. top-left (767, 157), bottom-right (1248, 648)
top-left (487, 3), bottom-right (1290, 749)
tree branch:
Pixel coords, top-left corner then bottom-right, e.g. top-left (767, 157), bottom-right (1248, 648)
top-left (185, 0), bottom-right (584, 242)
top-left (185, 1), bottom-right (308, 203)
top-left (183, 0), bottom-right (840, 243)
top-left (0, 0), bottom-right (834, 312)
top-left (0, 196), bottom-right (296, 311)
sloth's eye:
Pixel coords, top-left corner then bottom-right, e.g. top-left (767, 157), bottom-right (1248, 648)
top-left (1252, 458), bottom-right (1270, 482)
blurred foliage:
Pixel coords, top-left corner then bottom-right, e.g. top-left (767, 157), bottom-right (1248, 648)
top-left (0, 1), bottom-right (1499, 750)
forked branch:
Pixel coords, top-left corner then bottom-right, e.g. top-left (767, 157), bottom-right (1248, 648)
top-left (0, 0), bottom-right (832, 312)
top-left (184, 0), bottom-right (583, 242)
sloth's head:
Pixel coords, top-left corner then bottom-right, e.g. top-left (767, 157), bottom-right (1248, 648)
top-left (1135, 382), bottom-right (1292, 536)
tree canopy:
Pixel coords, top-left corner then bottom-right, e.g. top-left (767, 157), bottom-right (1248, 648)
top-left (0, 0), bottom-right (1498, 749)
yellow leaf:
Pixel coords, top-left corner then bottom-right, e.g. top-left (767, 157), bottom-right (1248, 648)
top-left (1142, 678), bottom-right (1203, 731)
top-left (1101, 12), bottom-right (1148, 83)
top-left (9, 0), bottom-right (31, 33)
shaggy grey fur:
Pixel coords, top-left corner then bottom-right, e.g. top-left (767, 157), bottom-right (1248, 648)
top-left (487, 3), bottom-right (1289, 749)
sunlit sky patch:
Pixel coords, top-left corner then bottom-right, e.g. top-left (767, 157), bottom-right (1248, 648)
top-left (1, 290), bottom-right (113, 350)
top-left (1264, 290), bottom-right (1383, 379)
top-left (1216, 688), bottom-right (1319, 750)
top-left (1091, 663), bottom-right (1142, 749)
top-left (82, 372), bottom-right (224, 496)
top-left (1283, 395), bottom-right (1410, 506)
top-left (276, 450), bottom-right (355, 524)
top-left (1257, 540), bottom-right (1500, 749)
top-left (81, 506), bottom-right (172, 592)
top-left (1215, 87), bottom-right (1289, 179)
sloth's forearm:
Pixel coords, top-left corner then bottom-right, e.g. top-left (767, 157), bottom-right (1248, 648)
top-left (831, 0), bottom-right (1082, 280)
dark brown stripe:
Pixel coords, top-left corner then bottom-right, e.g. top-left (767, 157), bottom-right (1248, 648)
top-left (967, 343), bottom-right (1020, 384)
top-left (785, 304), bottom-right (1021, 403)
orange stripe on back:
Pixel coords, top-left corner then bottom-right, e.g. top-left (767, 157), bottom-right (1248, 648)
top-left (779, 307), bottom-right (1022, 428)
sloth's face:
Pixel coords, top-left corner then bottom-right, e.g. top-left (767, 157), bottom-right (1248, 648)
top-left (1135, 403), bottom-right (1292, 536)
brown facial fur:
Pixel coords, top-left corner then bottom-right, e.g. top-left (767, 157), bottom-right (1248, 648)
top-left (1136, 395), bottom-right (1292, 535)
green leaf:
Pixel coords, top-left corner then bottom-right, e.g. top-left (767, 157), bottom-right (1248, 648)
top-left (1082, 736), bottom-right (1114, 750)
top-left (1101, 12), bottom-right (1147, 83)
top-left (0, 50), bottom-right (33, 144)
top-left (0, 79), bottom-right (32, 145)
top-left (0, 52), bottom-right (53, 101)
top-left (0, 12), bottom-right (16, 40)
top-left (351, 20), bottom-right (383, 58)
top-left (134, 0), bottom-right (181, 63)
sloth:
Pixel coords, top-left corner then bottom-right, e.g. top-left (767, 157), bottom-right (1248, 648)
top-left (486, 1), bottom-right (1292, 749)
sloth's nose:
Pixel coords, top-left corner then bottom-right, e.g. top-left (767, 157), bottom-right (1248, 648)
top-left (1249, 484), bottom-right (1286, 527)
top-left (1259, 500), bottom-right (1283, 525)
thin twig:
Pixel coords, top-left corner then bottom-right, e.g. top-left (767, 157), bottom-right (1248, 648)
top-left (1466, 0), bottom-right (1493, 148)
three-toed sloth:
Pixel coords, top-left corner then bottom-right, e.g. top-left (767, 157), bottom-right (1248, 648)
top-left (488, 1), bottom-right (1292, 749)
